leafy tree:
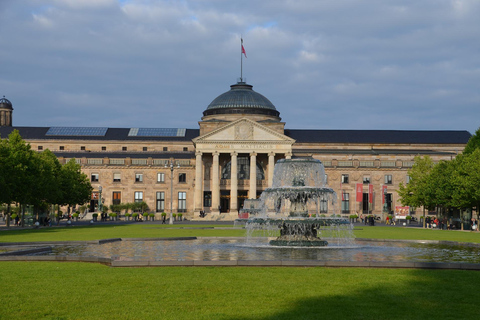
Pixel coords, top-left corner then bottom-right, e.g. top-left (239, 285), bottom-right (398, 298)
top-left (463, 127), bottom-right (480, 155)
top-left (398, 156), bottom-right (435, 227)
top-left (59, 159), bottom-right (92, 210)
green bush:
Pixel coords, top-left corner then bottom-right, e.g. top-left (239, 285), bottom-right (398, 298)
top-left (349, 214), bottom-right (358, 219)
top-left (172, 213), bottom-right (177, 218)
top-left (161, 212), bottom-right (167, 217)
top-left (125, 213), bottom-right (131, 217)
top-left (406, 215), bottom-right (412, 220)
top-left (10, 214), bottom-right (17, 219)
top-left (72, 213), bottom-right (79, 218)
top-left (109, 213), bottom-right (117, 218)
top-left (92, 213), bottom-right (98, 218)
top-left (132, 213), bottom-right (139, 218)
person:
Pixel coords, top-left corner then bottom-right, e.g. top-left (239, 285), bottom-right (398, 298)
top-left (138, 213), bottom-right (143, 222)
top-left (360, 214), bottom-right (364, 224)
top-left (386, 216), bottom-right (390, 225)
top-left (162, 214), bottom-right (166, 224)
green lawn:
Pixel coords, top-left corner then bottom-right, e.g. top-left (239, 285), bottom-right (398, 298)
top-left (1, 223), bottom-right (479, 243)
top-left (2, 224), bottom-right (480, 319)
top-left (1, 262), bottom-right (479, 320)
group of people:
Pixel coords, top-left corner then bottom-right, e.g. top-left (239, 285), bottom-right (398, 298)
top-left (360, 214), bottom-right (376, 226)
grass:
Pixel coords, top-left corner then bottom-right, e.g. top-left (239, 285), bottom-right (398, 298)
top-left (1, 262), bottom-right (479, 320)
top-left (1, 223), bottom-right (480, 243)
top-left (1, 224), bottom-right (480, 319)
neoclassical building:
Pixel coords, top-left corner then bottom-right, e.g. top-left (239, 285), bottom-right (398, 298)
top-left (0, 81), bottom-right (471, 220)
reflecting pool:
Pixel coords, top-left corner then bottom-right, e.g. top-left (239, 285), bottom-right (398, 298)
top-left (39, 238), bottom-right (480, 264)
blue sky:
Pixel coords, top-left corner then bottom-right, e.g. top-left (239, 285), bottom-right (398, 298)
top-left (1, 0), bottom-right (479, 133)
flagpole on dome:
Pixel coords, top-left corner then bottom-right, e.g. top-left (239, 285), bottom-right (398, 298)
top-left (240, 37), bottom-right (247, 82)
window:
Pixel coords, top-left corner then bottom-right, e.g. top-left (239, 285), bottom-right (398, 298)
top-left (179, 173), bottom-right (186, 183)
top-left (385, 175), bottom-right (393, 184)
top-left (112, 192), bottom-right (121, 205)
top-left (178, 192), bottom-right (186, 212)
top-left (38, 146), bottom-right (43, 150)
top-left (113, 173), bottom-right (121, 182)
top-left (183, 147), bottom-right (188, 151)
top-left (60, 146), bottom-right (64, 151)
top-left (406, 175), bottom-right (411, 184)
top-left (324, 174), bottom-right (328, 184)
top-left (341, 193), bottom-right (350, 214)
top-left (163, 147), bottom-right (168, 151)
top-left (122, 146), bottom-right (127, 151)
top-left (156, 192), bottom-right (165, 212)
top-left (143, 147), bottom-right (148, 151)
top-left (341, 174), bottom-right (349, 184)
top-left (363, 176), bottom-right (371, 184)
top-left (91, 173), bottom-right (99, 182)
top-left (81, 146), bottom-right (86, 151)
top-left (221, 157), bottom-right (265, 180)
top-left (204, 191), bottom-right (212, 207)
top-left (157, 172), bottom-right (165, 183)
top-left (134, 191), bottom-right (143, 203)
top-left (102, 146), bottom-right (106, 151)
top-left (135, 173), bottom-right (143, 182)
top-left (320, 195), bottom-right (328, 213)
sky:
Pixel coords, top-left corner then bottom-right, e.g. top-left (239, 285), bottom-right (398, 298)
top-left (1, 0), bottom-right (479, 134)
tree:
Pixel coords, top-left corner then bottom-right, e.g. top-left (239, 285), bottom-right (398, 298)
top-left (463, 127), bottom-right (480, 155)
top-left (59, 159), bottom-right (92, 210)
top-left (397, 156), bottom-right (435, 227)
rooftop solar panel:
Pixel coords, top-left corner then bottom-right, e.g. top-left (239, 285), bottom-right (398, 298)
top-left (46, 127), bottom-right (108, 136)
top-left (128, 128), bottom-right (186, 137)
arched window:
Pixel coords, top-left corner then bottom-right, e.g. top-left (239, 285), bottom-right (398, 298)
top-left (221, 156), bottom-right (265, 180)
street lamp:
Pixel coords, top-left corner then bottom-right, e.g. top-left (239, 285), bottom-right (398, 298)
top-left (98, 186), bottom-right (103, 213)
top-left (165, 160), bottom-right (180, 225)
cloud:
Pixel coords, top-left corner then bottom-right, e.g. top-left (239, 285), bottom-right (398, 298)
top-left (0, 0), bottom-right (478, 134)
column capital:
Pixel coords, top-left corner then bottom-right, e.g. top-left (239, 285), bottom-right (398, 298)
top-left (213, 151), bottom-right (219, 157)
top-left (268, 152), bottom-right (276, 157)
top-left (230, 151), bottom-right (238, 157)
top-left (250, 151), bottom-right (257, 157)
top-left (195, 151), bottom-right (203, 157)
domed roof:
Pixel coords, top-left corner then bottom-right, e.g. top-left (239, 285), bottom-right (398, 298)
top-left (0, 96), bottom-right (13, 110)
top-left (203, 82), bottom-right (280, 118)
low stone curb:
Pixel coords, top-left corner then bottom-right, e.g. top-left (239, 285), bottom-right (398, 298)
top-left (2, 255), bottom-right (480, 270)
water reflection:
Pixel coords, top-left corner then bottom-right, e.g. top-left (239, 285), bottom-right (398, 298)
top-left (41, 238), bottom-right (480, 263)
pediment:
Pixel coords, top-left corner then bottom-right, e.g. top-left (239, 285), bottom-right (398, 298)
top-left (193, 118), bottom-right (295, 144)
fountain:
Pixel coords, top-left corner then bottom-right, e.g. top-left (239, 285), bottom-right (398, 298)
top-left (242, 158), bottom-right (353, 246)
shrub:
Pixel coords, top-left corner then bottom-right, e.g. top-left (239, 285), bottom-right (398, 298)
top-left (109, 213), bottom-right (117, 218)
top-left (92, 213), bottom-right (98, 218)
top-left (172, 213), bottom-right (177, 218)
top-left (149, 213), bottom-right (155, 218)
top-left (72, 213), bottom-right (79, 218)
top-left (10, 214), bottom-right (17, 219)
top-left (161, 212), bottom-right (167, 217)
top-left (406, 215), bottom-right (412, 220)
top-left (125, 213), bottom-right (131, 218)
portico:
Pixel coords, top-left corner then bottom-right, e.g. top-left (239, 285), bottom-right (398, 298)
top-left (193, 118), bottom-right (294, 219)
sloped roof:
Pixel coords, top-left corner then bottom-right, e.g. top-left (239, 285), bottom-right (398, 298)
top-left (285, 129), bottom-right (471, 144)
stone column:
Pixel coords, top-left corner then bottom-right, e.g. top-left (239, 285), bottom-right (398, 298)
top-left (194, 151), bottom-right (203, 215)
top-left (268, 152), bottom-right (275, 187)
top-left (212, 152), bottom-right (220, 214)
top-left (249, 152), bottom-right (257, 199)
top-left (286, 152), bottom-right (292, 159)
top-left (230, 152), bottom-right (238, 214)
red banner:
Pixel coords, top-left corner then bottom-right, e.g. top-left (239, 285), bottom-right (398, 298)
top-left (356, 183), bottom-right (363, 202)
top-left (368, 184), bottom-right (373, 204)
top-left (382, 185), bottom-right (387, 204)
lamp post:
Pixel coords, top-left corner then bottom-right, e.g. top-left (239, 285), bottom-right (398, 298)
top-left (165, 160), bottom-right (180, 225)
top-left (98, 186), bottom-right (103, 213)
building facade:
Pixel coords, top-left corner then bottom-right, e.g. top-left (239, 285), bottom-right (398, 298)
top-left (0, 81), bottom-right (471, 220)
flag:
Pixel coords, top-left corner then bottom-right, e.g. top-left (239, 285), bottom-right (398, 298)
top-left (241, 39), bottom-right (247, 58)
